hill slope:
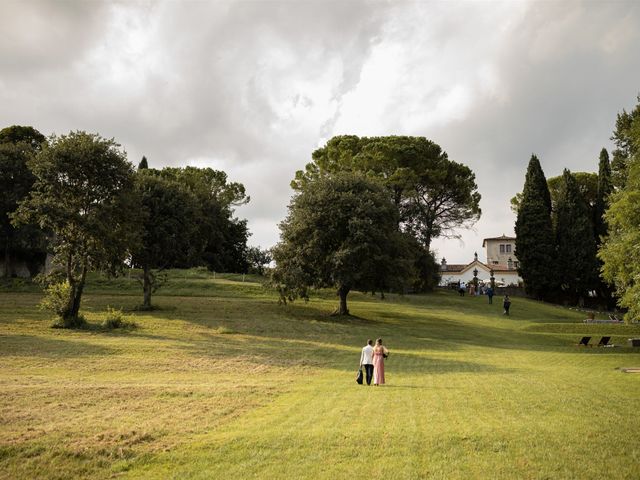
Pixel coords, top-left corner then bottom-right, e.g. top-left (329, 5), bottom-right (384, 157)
top-left (1, 272), bottom-right (639, 479)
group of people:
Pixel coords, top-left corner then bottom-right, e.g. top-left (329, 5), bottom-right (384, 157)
top-left (458, 280), bottom-right (494, 298)
top-left (358, 338), bottom-right (388, 386)
top-left (458, 281), bottom-right (512, 315)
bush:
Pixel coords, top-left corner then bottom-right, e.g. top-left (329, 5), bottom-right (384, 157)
top-left (102, 307), bottom-right (136, 330)
top-left (40, 280), bottom-right (71, 318)
top-left (40, 281), bottom-right (87, 328)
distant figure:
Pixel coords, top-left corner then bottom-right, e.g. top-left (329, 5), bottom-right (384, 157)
top-left (487, 286), bottom-right (494, 304)
top-left (359, 339), bottom-right (374, 386)
top-left (458, 281), bottom-right (466, 296)
top-left (372, 338), bottom-right (389, 386)
top-left (503, 295), bottom-right (511, 315)
top-left (469, 283), bottom-right (476, 296)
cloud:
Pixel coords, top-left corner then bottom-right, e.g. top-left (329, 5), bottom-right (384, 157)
top-left (1, 0), bottom-right (639, 261)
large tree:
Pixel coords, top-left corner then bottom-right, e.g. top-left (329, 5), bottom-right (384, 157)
top-left (555, 169), bottom-right (598, 304)
top-left (0, 126), bottom-right (47, 278)
top-left (272, 172), bottom-right (414, 316)
top-left (514, 155), bottom-right (557, 299)
top-left (599, 99), bottom-right (640, 322)
top-left (131, 172), bottom-right (201, 308)
top-left (599, 156), bottom-right (640, 322)
top-left (610, 94), bottom-right (640, 189)
top-left (246, 246), bottom-right (272, 276)
top-left (14, 131), bottom-right (138, 327)
top-left (158, 166), bottom-right (250, 272)
top-left (593, 148), bottom-right (615, 306)
top-left (511, 171), bottom-right (598, 218)
top-left (594, 148), bottom-right (613, 242)
top-left (293, 135), bottom-right (481, 251)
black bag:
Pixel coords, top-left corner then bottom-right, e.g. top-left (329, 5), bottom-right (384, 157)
top-left (356, 368), bottom-right (363, 384)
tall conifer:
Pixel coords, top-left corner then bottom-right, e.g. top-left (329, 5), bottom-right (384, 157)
top-left (593, 148), bottom-right (615, 306)
top-left (555, 169), bottom-right (598, 304)
top-left (514, 155), bottom-right (556, 299)
top-left (594, 148), bottom-right (612, 244)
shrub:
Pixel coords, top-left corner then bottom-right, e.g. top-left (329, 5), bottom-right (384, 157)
top-left (102, 307), bottom-right (136, 330)
top-left (40, 280), bottom-right (70, 318)
top-left (40, 281), bottom-right (86, 328)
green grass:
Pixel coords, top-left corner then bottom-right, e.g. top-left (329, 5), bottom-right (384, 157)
top-left (1, 272), bottom-right (639, 479)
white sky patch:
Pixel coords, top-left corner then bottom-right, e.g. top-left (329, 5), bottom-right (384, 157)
top-left (2, 0), bottom-right (640, 263)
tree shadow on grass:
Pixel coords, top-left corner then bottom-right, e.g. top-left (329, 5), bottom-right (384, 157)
top-left (162, 328), bottom-right (516, 375)
top-left (76, 290), bottom-right (621, 358)
top-left (0, 334), bottom-right (116, 357)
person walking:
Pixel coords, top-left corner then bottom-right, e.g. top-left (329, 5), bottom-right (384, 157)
top-left (487, 286), bottom-right (494, 304)
top-left (503, 294), bottom-right (511, 315)
top-left (372, 338), bottom-right (389, 386)
top-left (458, 281), bottom-right (466, 296)
top-left (359, 339), bottom-right (374, 386)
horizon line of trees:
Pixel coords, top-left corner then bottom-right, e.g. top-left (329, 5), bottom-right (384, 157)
top-left (513, 94), bottom-right (640, 321)
top-left (0, 126), bottom-right (271, 327)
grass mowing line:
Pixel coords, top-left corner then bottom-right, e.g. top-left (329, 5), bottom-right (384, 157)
top-left (2, 274), bottom-right (640, 479)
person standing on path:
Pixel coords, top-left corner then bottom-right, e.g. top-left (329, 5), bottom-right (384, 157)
top-left (487, 286), bottom-right (494, 304)
top-left (359, 339), bottom-right (374, 386)
top-left (372, 338), bottom-right (389, 386)
top-left (503, 295), bottom-right (511, 315)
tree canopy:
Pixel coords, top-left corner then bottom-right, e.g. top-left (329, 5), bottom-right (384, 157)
top-left (272, 172), bottom-right (414, 315)
top-left (293, 135), bottom-right (481, 250)
top-left (599, 156), bottom-right (640, 322)
top-left (157, 166), bottom-right (250, 272)
top-left (514, 155), bottom-right (557, 300)
top-left (511, 171), bottom-right (598, 217)
top-left (130, 172), bottom-right (201, 308)
top-left (0, 125), bottom-right (47, 278)
top-left (138, 156), bottom-right (149, 170)
top-left (610, 94), bottom-right (640, 189)
top-left (600, 97), bottom-right (640, 321)
top-left (555, 169), bottom-right (598, 303)
top-left (14, 131), bottom-right (138, 327)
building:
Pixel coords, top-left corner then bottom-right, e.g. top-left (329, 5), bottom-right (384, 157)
top-left (439, 235), bottom-right (522, 287)
top-left (482, 234), bottom-right (519, 270)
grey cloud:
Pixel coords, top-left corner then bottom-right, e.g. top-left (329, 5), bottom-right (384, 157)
top-left (1, 0), bottom-right (639, 259)
top-left (0, 0), bottom-right (109, 76)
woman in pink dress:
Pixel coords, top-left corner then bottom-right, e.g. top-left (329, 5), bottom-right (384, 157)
top-left (372, 338), bottom-right (389, 386)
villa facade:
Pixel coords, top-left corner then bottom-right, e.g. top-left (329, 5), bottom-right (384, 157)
top-left (439, 235), bottom-right (522, 287)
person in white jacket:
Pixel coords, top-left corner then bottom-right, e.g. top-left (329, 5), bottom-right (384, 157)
top-left (360, 339), bottom-right (374, 386)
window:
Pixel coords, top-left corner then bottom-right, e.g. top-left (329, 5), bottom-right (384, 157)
top-left (493, 261), bottom-right (499, 265)
top-left (506, 244), bottom-right (512, 253)
top-left (499, 244), bottom-right (505, 253)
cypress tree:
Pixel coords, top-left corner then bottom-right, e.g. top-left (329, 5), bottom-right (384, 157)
top-left (555, 169), bottom-right (598, 304)
top-left (594, 149), bottom-right (615, 307)
top-left (594, 148), bottom-right (612, 243)
top-left (138, 156), bottom-right (149, 170)
top-left (514, 155), bottom-right (556, 299)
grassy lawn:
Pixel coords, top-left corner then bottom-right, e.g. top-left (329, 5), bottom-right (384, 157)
top-left (1, 271), bottom-right (639, 479)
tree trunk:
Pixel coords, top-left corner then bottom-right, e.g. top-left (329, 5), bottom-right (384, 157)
top-left (143, 264), bottom-right (153, 309)
top-left (335, 285), bottom-right (350, 316)
top-left (3, 238), bottom-right (10, 278)
top-left (63, 258), bottom-right (87, 328)
top-left (69, 263), bottom-right (87, 319)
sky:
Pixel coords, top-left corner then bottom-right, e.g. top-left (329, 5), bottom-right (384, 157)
top-left (2, 0), bottom-right (640, 264)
